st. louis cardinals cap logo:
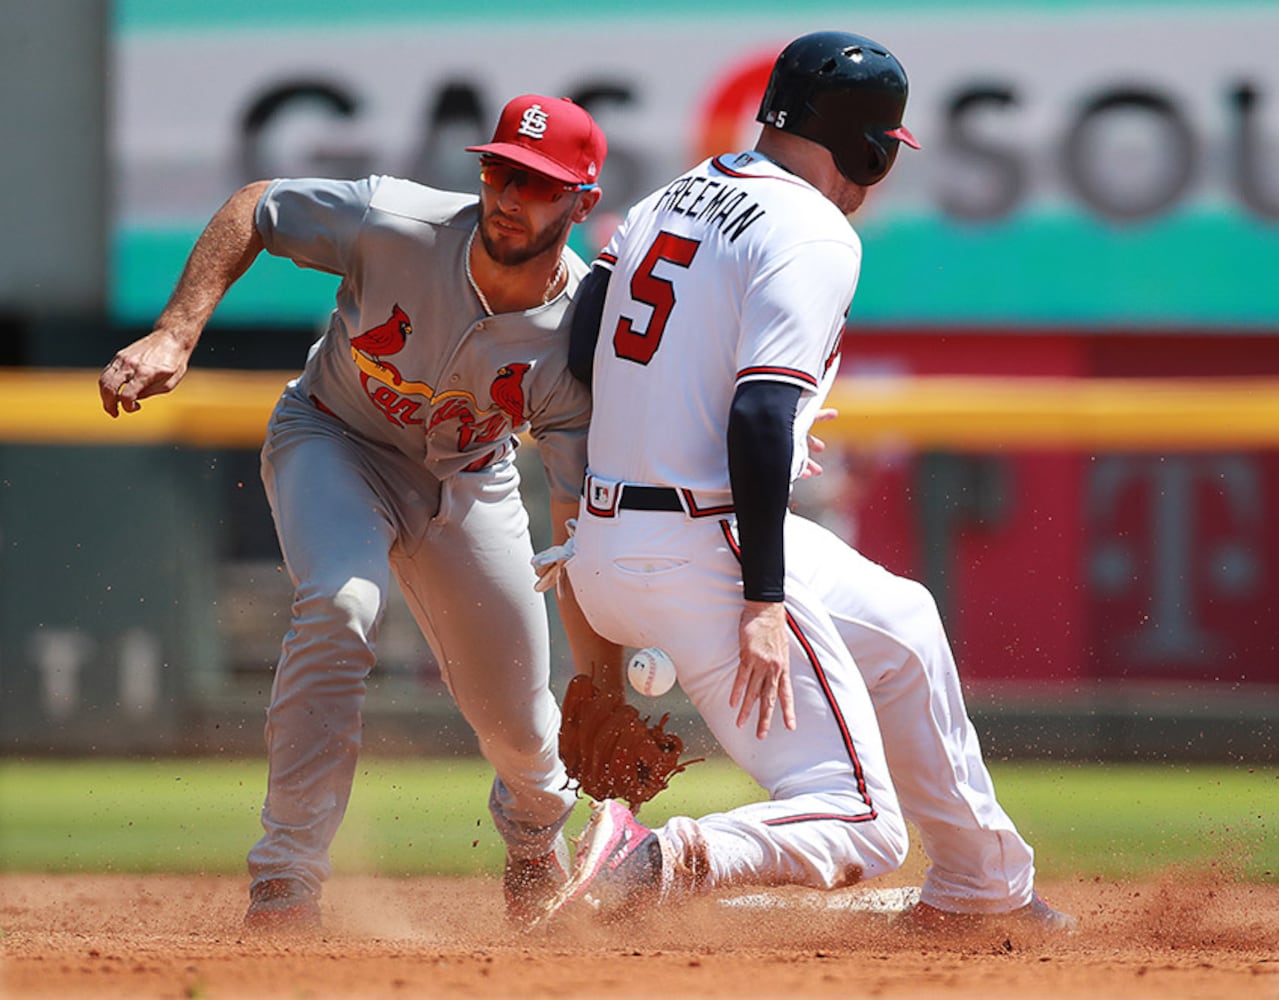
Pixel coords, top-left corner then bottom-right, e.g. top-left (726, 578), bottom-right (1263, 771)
top-left (517, 104), bottom-right (549, 140)
top-left (466, 94), bottom-right (607, 187)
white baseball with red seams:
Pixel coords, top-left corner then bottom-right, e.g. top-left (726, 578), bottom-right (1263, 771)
top-left (627, 647), bottom-right (677, 697)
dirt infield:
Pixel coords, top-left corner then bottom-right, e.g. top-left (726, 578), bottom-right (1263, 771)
top-left (2, 873), bottom-right (1276, 998)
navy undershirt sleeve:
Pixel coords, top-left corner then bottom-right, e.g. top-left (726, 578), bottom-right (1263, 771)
top-left (727, 380), bottom-right (801, 603)
top-left (568, 264), bottom-right (611, 387)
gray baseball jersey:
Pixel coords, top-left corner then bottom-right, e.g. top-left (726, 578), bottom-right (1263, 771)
top-left (256, 174), bottom-right (591, 504)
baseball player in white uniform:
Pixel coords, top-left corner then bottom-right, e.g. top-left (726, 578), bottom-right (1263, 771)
top-left (540, 33), bottom-right (1075, 932)
top-left (98, 95), bottom-right (622, 931)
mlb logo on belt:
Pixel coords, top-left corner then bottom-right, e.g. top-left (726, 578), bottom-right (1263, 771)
top-left (585, 476), bottom-right (619, 517)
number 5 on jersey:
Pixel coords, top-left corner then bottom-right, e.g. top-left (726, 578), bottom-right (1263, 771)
top-left (613, 231), bottom-right (701, 365)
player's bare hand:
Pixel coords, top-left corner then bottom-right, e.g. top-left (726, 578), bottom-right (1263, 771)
top-left (801, 407), bottom-right (838, 479)
top-left (731, 600), bottom-right (796, 739)
top-left (98, 329), bottom-right (196, 417)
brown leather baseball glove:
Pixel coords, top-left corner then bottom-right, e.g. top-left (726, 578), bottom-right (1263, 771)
top-left (558, 673), bottom-right (702, 813)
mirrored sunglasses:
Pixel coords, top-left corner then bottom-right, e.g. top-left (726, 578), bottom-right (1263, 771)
top-left (479, 157), bottom-right (597, 202)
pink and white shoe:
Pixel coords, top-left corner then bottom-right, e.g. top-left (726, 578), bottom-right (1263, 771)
top-left (532, 799), bottom-right (668, 927)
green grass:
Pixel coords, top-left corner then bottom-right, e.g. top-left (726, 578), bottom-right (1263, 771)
top-left (0, 758), bottom-right (1273, 881)
top-left (981, 762), bottom-right (1275, 881)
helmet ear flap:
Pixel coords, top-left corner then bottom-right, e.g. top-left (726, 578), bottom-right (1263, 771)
top-left (862, 136), bottom-right (890, 186)
top-left (835, 133), bottom-right (896, 187)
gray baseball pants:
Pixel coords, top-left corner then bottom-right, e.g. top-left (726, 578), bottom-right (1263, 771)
top-left (247, 390), bottom-right (573, 894)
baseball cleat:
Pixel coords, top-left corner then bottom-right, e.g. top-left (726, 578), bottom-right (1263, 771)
top-left (895, 891), bottom-right (1078, 935)
top-left (503, 833), bottom-right (570, 929)
top-left (1023, 893), bottom-right (1080, 933)
top-left (243, 877), bottom-right (322, 933)
top-left (529, 799), bottom-right (667, 928)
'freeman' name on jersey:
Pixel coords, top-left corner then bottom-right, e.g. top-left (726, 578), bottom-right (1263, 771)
top-left (650, 169), bottom-right (765, 242)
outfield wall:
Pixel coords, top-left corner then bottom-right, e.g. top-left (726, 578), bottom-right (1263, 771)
top-left (1, 367), bottom-right (1274, 761)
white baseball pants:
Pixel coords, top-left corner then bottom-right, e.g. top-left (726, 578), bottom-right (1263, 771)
top-left (788, 516), bottom-right (1036, 913)
top-left (571, 494), bottom-right (910, 893)
top-left (572, 487), bottom-right (1035, 911)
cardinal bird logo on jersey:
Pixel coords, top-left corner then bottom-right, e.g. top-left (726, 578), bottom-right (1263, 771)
top-left (351, 304), bottom-right (412, 385)
top-left (489, 363), bottom-right (531, 423)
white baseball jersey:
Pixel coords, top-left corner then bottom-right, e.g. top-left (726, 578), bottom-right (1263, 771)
top-left (586, 150), bottom-right (861, 493)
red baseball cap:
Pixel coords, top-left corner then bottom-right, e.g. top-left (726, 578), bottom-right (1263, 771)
top-left (467, 95), bottom-right (607, 187)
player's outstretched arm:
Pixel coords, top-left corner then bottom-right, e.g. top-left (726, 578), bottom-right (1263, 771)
top-left (99, 180), bottom-right (270, 416)
top-left (726, 380), bottom-right (801, 738)
top-left (549, 496), bottom-right (625, 694)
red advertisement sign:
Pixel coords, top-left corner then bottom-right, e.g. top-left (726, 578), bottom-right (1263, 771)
top-left (834, 331), bottom-right (1279, 689)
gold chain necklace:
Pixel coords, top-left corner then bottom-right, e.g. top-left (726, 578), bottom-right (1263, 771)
top-left (544, 258), bottom-right (566, 303)
top-left (464, 228), bottom-right (494, 315)
top-left (465, 227), bottom-right (564, 316)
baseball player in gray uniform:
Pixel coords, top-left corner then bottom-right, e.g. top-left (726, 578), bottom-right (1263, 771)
top-left (538, 33), bottom-right (1076, 934)
top-left (98, 94), bottom-right (621, 931)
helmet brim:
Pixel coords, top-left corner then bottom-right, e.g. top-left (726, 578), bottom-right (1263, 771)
top-left (885, 125), bottom-right (921, 150)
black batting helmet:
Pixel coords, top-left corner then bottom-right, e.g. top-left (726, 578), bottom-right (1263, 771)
top-left (756, 31), bottom-right (920, 186)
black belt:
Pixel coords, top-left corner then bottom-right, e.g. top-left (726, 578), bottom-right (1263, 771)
top-left (618, 485), bottom-right (684, 512)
